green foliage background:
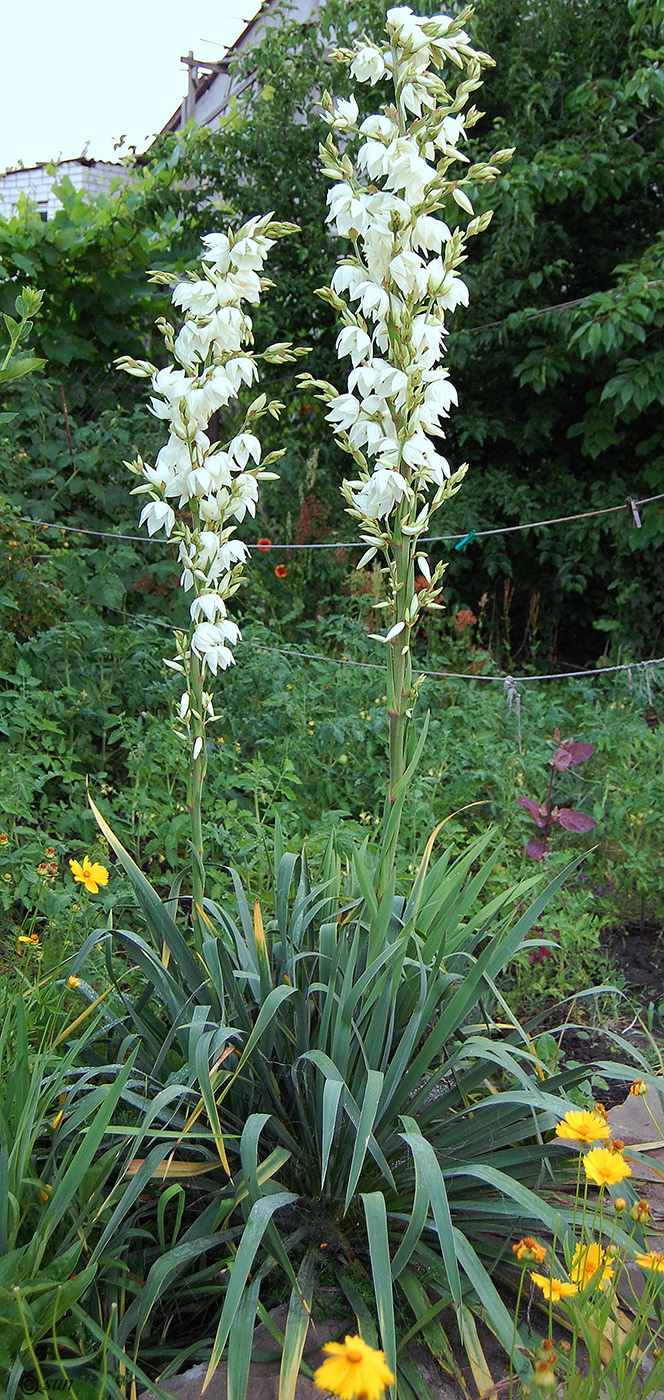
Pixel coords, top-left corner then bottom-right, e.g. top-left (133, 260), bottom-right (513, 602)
top-left (2, 0), bottom-right (664, 656)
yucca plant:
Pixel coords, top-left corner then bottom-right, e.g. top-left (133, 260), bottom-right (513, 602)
top-left (70, 790), bottom-right (598, 1397)
top-left (62, 6), bottom-right (632, 1395)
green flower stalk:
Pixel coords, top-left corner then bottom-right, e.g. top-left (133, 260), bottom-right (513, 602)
top-left (118, 216), bottom-right (308, 920)
top-left (301, 3), bottom-right (512, 843)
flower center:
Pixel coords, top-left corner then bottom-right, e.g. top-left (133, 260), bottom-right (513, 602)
top-left (346, 1341), bottom-right (365, 1363)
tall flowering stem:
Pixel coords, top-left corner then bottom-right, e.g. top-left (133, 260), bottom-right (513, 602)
top-left (301, 5), bottom-right (511, 845)
top-left (118, 215), bottom-right (307, 925)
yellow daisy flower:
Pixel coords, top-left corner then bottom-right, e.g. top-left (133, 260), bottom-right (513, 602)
top-left (570, 1240), bottom-right (614, 1291)
top-left (635, 1250), bottom-right (664, 1275)
top-left (314, 1334), bottom-right (395, 1399)
top-left (530, 1273), bottom-right (578, 1302)
top-left (583, 1147), bottom-right (631, 1188)
top-left (69, 856), bottom-right (109, 894)
top-left (555, 1109), bottom-right (611, 1145)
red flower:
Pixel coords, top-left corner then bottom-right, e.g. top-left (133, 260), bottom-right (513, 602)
top-left (257, 538), bottom-right (272, 551)
top-left (275, 564), bottom-right (288, 579)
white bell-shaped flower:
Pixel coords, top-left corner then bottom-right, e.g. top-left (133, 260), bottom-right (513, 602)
top-left (350, 46), bottom-right (387, 85)
top-left (352, 467), bottom-right (412, 520)
top-left (139, 500), bottom-right (175, 537)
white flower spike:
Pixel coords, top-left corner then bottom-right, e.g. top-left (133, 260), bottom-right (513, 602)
top-left (120, 213), bottom-right (306, 700)
top-left (301, 4), bottom-right (510, 786)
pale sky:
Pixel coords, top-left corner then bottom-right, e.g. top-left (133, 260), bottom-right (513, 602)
top-left (1, 0), bottom-right (263, 173)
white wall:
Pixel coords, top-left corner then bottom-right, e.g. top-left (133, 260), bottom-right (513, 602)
top-left (0, 160), bottom-right (123, 221)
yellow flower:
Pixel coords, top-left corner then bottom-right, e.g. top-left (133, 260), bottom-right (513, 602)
top-left (583, 1147), bottom-right (631, 1188)
top-left (314, 1335), bottom-right (395, 1399)
top-left (530, 1273), bottom-right (578, 1302)
top-left (555, 1109), bottom-right (610, 1145)
top-left (39, 1184), bottom-right (52, 1202)
top-left (635, 1250), bottom-right (664, 1275)
top-left (67, 975), bottom-right (81, 988)
top-left (513, 1237), bottom-right (547, 1264)
top-left (69, 856), bottom-right (109, 894)
top-left (630, 1079), bottom-right (647, 1096)
top-left (18, 933), bottom-right (39, 946)
top-left (614, 1198), bottom-right (627, 1213)
top-left (570, 1241), bottom-right (614, 1291)
top-left (52, 1110), bottom-right (63, 1131)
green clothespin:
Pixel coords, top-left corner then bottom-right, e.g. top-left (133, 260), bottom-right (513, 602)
top-left (454, 529), bottom-right (477, 552)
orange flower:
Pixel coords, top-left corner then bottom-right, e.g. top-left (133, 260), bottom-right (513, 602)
top-left (630, 1079), bottom-right (647, 1096)
top-left (0, 833), bottom-right (8, 845)
top-left (257, 537), bottom-right (272, 551)
top-left (513, 1237), bottom-right (547, 1264)
top-left (555, 1109), bottom-right (610, 1145)
top-left (583, 1147), bottom-right (631, 1188)
top-left (275, 564), bottom-right (288, 579)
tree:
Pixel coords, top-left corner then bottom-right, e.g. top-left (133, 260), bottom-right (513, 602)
top-left (144, 0), bottom-right (664, 660)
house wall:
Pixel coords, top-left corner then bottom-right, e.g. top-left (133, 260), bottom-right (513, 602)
top-left (0, 160), bottom-right (123, 221)
top-left (167, 0), bottom-right (320, 133)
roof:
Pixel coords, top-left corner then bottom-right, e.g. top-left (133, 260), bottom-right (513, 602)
top-left (1, 157), bottom-right (123, 179)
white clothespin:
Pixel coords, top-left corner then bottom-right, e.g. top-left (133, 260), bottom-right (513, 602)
top-left (504, 675), bottom-right (522, 751)
top-left (626, 497), bottom-right (642, 529)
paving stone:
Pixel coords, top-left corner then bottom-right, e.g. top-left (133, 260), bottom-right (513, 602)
top-left (137, 1310), bottom-right (465, 1399)
top-left (608, 1081), bottom-right (664, 1184)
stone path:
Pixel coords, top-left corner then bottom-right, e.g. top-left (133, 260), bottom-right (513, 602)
top-left (137, 1309), bottom-right (466, 1399)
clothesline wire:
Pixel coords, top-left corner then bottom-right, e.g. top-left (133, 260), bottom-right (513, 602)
top-left (243, 646), bottom-right (664, 686)
top-left (15, 491), bottom-right (664, 552)
top-left (101, 604), bottom-right (663, 687)
top-left (455, 279), bottom-right (661, 336)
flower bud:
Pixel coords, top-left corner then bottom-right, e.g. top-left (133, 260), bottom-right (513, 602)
top-left (513, 1237), bottom-right (546, 1265)
top-left (533, 1361), bottom-right (557, 1390)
